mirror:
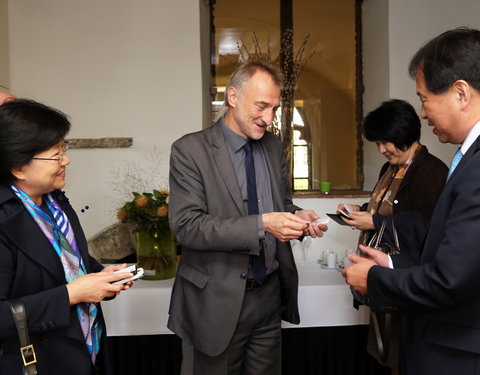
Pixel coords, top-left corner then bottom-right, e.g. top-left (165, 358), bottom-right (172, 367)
top-left (210, 0), bottom-right (363, 191)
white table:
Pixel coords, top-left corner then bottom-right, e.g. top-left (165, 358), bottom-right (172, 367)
top-left (101, 264), bottom-right (369, 336)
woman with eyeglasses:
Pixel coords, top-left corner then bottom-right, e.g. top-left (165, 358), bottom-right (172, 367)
top-left (0, 99), bottom-right (133, 375)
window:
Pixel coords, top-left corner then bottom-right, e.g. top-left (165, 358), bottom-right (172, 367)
top-left (210, 0), bottom-right (363, 191)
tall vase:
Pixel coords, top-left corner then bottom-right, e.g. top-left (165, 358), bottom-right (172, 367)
top-left (135, 228), bottom-right (177, 280)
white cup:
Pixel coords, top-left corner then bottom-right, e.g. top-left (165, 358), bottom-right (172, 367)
top-left (327, 251), bottom-right (337, 268)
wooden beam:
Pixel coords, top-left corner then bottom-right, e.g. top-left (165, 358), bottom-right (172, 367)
top-left (66, 137), bottom-right (133, 149)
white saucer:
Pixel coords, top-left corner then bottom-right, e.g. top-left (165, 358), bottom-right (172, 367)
top-left (320, 264), bottom-right (339, 269)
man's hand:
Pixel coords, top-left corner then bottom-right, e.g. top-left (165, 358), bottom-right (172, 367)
top-left (358, 244), bottom-right (390, 267)
top-left (294, 209), bottom-right (328, 238)
top-left (262, 212), bottom-right (309, 242)
top-left (341, 254), bottom-right (376, 295)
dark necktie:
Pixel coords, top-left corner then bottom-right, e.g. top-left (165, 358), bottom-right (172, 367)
top-left (244, 140), bottom-right (266, 284)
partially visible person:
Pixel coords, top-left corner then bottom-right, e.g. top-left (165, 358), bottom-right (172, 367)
top-left (0, 91), bottom-right (16, 104)
top-left (0, 99), bottom-right (134, 375)
top-left (338, 99), bottom-right (448, 371)
top-left (343, 27), bottom-right (480, 375)
top-left (168, 60), bottom-right (327, 375)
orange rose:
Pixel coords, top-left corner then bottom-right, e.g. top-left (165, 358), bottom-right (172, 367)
top-left (117, 209), bottom-right (127, 221)
top-left (157, 204), bottom-right (168, 217)
top-left (135, 195), bottom-right (149, 207)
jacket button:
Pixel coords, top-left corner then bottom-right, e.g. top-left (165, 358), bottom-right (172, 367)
top-left (240, 273), bottom-right (247, 279)
top-left (40, 339), bottom-right (48, 347)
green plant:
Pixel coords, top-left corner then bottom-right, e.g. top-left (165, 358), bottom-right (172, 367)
top-left (117, 189), bottom-right (169, 233)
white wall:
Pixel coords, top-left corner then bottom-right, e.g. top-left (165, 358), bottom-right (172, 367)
top-left (0, 0), bottom-right (9, 88)
top-left (6, 0), bottom-right (480, 254)
top-left (362, 0), bottom-right (389, 189)
top-left (292, 197), bottom-right (366, 264)
top-left (362, 0), bottom-right (480, 189)
top-left (8, 0), bottom-right (203, 237)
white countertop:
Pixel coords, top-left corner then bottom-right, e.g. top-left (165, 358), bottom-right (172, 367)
top-left (101, 263), bottom-right (369, 336)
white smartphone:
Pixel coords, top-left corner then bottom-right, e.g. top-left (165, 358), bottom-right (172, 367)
top-left (111, 265), bottom-right (144, 285)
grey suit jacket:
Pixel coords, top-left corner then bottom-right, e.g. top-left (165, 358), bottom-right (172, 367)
top-left (167, 120), bottom-right (300, 356)
top-left (368, 135), bottom-right (480, 374)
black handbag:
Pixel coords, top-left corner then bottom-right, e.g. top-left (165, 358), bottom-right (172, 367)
top-left (352, 217), bottom-right (401, 308)
top-left (367, 217), bottom-right (400, 366)
top-left (5, 300), bottom-right (38, 375)
top-left (367, 217), bottom-right (400, 255)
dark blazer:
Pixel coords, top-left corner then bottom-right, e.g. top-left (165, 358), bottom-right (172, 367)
top-left (0, 186), bottom-right (110, 375)
top-left (368, 135), bottom-right (480, 375)
top-left (370, 146), bottom-right (448, 260)
top-left (167, 120), bottom-right (300, 357)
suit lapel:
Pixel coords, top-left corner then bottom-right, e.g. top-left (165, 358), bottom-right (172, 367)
top-left (4, 208), bottom-right (66, 282)
top-left (422, 136), bottom-right (480, 262)
top-left (261, 136), bottom-right (284, 210)
top-left (210, 122), bottom-right (246, 215)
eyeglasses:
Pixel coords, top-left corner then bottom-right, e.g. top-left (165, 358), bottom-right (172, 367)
top-left (31, 143), bottom-right (69, 164)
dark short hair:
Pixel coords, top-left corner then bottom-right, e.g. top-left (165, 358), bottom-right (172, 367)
top-left (224, 60), bottom-right (283, 107)
top-left (409, 27), bottom-right (480, 94)
top-left (0, 99), bottom-right (71, 184)
top-left (363, 99), bottom-right (421, 150)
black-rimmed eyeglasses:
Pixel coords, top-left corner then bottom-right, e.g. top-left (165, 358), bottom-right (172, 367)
top-left (31, 143), bottom-right (69, 164)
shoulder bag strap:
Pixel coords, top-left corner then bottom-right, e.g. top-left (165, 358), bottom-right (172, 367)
top-left (390, 217), bottom-right (401, 253)
top-left (6, 300), bottom-right (37, 375)
top-left (367, 217), bottom-right (388, 248)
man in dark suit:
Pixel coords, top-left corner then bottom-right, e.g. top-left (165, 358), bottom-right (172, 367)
top-left (168, 60), bottom-right (327, 375)
top-left (343, 27), bottom-right (480, 375)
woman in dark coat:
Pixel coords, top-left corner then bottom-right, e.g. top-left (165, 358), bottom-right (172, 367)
top-left (0, 99), bottom-right (133, 375)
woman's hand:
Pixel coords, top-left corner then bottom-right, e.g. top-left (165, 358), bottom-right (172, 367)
top-left (102, 263), bottom-right (129, 273)
top-left (337, 203), bottom-right (360, 213)
top-left (101, 264), bottom-right (134, 289)
top-left (66, 271), bottom-right (133, 305)
top-left (342, 211), bottom-right (375, 230)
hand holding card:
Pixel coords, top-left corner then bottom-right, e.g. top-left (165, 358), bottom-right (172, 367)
top-left (111, 265), bottom-right (144, 285)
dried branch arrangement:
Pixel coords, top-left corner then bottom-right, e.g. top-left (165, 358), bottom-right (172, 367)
top-left (222, 30), bottom-right (315, 149)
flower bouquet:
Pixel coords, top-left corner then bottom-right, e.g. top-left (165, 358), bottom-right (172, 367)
top-left (117, 189), bottom-right (176, 280)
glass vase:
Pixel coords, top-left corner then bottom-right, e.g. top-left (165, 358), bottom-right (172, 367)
top-left (135, 228), bottom-right (177, 280)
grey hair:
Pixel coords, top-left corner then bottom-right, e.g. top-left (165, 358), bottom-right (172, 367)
top-left (223, 60), bottom-right (283, 107)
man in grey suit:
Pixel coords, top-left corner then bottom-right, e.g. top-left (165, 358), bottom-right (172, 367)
top-left (168, 60), bottom-right (327, 375)
top-left (343, 28), bottom-right (480, 375)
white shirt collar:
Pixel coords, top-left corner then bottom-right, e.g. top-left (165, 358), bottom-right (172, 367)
top-left (460, 120), bottom-right (480, 155)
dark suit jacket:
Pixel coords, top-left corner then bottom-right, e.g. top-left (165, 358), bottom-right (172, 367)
top-left (0, 186), bottom-right (110, 375)
top-left (368, 136), bottom-right (480, 374)
top-left (370, 146), bottom-right (448, 261)
top-left (168, 120), bottom-right (300, 357)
